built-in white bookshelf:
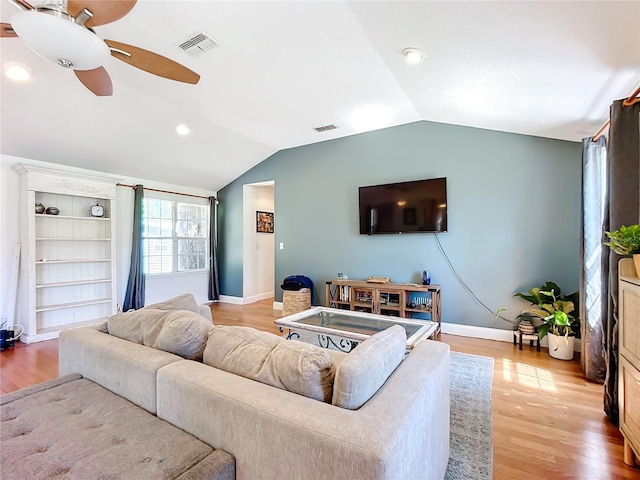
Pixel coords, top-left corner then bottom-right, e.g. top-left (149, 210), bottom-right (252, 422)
top-left (13, 163), bottom-right (121, 343)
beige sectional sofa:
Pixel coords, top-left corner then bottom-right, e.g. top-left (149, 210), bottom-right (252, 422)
top-left (58, 295), bottom-right (451, 480)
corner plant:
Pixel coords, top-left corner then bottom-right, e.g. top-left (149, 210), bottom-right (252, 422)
top-left (604, 224), bottom-right (640, 255)
top-left (514, 282), bottom-right (578, 340)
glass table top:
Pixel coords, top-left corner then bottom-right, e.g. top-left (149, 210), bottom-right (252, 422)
top-left (275, 307), bottom-right (437, 349)
top-left (292, 310), bottom-right (424, 337)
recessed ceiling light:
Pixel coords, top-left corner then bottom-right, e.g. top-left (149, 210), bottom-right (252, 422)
top-left (402, 47), bottom-right (424, 64)
top-left (175, 123), bottom-right (191, 135)
top-left (5, 63), bottom-right (32, 81)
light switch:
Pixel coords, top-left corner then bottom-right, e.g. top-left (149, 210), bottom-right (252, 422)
top-left (280, 242), bottom-right (284, 250)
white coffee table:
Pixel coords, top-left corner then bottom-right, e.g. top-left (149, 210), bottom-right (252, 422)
top-left (275, 306), bottom-right (438, 352)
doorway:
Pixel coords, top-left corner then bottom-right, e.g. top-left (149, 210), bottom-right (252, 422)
top-left (242, 181), bottom-right (275, 304)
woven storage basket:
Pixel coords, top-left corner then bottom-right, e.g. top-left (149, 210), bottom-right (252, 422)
top-left (283, 290), bottom-right (311, 316)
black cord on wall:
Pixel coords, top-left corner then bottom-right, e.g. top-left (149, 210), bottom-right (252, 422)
top-left (433, 233), bottom-right (518, 326)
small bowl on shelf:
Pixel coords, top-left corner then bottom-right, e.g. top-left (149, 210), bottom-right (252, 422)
top-left (45, 207), bottom-right (60, 215)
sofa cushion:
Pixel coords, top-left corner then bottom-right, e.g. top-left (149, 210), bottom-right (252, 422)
top-left (145, 293), bottom-right (201, 314)
top-left (108, 309), bottom-right (212, 361)
top-left (204, 326), bottom-right (335, 402)
top-left (332, 324), bottom-right (406, 409)
top-left (1, 375), bottom-right (236, 480)
top-left (154, 312), bottom-right (212, 361)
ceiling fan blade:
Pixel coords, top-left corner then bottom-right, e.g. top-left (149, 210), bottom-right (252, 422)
top-left (75, 67), bottom-right (113, 96)
top-left (67, 0), bottom-right (136, 27)
top-left (105, 39), bottom-right (200, 85)
top-left (8, 0), bottom-right (33, 11)
top-left (1, 22), bottom-right (17, 37)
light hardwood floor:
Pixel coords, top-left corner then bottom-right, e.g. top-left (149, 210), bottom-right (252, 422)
top-left (1, 299), bottom-right (638, 479)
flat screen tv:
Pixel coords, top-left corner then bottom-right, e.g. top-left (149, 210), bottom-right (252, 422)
top-left (359, 177), bottom-right (447, 234)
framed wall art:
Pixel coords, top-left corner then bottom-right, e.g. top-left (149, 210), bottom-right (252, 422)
top-left (256, 211), bottom-right (274, 233)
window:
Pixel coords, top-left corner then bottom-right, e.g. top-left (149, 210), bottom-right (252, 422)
top-left (142, 198), bottom-right (209, 274)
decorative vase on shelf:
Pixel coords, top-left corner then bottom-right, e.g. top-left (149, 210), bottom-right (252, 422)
top-left (35, 203), bottom-right (45, 214)
top-left (45, 206), bottom-right (60, 215)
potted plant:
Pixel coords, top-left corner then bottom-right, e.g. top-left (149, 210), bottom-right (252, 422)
top-left (514, 282), bottom-right (578, 360)
top-left (604, 224), bottom-right (640, 275)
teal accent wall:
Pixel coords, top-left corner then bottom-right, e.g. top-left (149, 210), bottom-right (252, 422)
top-left (218, 120), bottom-right (581, 329)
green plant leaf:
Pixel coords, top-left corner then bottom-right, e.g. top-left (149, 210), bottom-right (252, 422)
top-left (555, 300), bottom-right (575, 315)
top-left (541, 304), bottom-right (555, 315)
top-left (538, 323), bottom-right (551, 340)
top-left (604, 224), bottom-right (640, 255)
top-left (522, 308), bottom-right (549, 319)
top-left (553, 310), bottom-right (569, 325)
top-left (513, 292), bottom-right (537, 304)
top-left (542, 282), bottom-right (562, 297)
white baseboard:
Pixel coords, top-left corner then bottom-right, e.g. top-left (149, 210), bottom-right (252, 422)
top-left (218, 295), bottom-right (245, 305)
top-left (441, 323), bottom-right (514, 342)
top-left (256, 291), bottom-right (275, 301)
top-left (441, 322), bottom-right (582, 352)
top-left (273, 301), bottom-right (283, 310)
top-left (218, 292), bottom-right (275, 306)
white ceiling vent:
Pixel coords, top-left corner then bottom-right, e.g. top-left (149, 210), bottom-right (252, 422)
top-left (176, 31), bottom-right (219, 57)
top-left (314, 124), bottom-right (337, 132)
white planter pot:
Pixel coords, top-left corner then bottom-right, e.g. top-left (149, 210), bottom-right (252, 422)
top-left (547, 333), bottom-right (575, 360)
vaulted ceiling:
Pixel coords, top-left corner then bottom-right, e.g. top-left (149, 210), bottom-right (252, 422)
top-left (1, 1), bottom-right (638, 190)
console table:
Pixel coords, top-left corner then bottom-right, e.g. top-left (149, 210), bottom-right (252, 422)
top-left (325, 280), bottom-right (441, 333)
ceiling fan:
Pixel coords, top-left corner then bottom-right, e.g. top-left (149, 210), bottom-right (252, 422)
top-left (1, 0), bottom-right (200, 96)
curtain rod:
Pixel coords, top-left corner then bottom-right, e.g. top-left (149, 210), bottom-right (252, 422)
top-left (592, 85), bottom-right (640, 141)
top-left (117, 183), bottom-right (217, 201)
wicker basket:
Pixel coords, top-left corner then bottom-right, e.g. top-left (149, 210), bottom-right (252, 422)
top-left (282, 289), bottom-right (311, 316)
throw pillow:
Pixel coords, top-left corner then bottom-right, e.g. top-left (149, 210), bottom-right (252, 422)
top-left (107, 308), bottom-right (170, 345)
top-left (145, 293), bottom-right (200, 314)
top-left (204, 326), bottom-right (335, 402)
top-left (332, 324), bottom-right (406, 410)
top-left (154, 311), bottom-right (212, 361)
top-left (108, 309), bottom-right (212, 361)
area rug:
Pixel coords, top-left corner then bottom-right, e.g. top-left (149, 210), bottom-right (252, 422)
top-left (446, 351), bottom-right (494, 480)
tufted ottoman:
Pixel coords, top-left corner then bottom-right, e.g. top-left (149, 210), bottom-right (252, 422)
top-left (0, 374), bottom-right (235, 479)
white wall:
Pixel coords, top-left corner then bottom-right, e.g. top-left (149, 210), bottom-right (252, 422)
top-left (1, 156), bottom-right (22, 324)
top-left (255, 185), bottom-right (275, 296)
top-left (240, 182), bottom-right (275, 303)
top-left (0, 154), bottom-right (217, 325)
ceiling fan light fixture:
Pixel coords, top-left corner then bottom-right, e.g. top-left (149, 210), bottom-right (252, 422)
top-left (176, 123), bottom-right (191, 135)
top-left (10, 9), bottom-right (110, 70)
top-left (402, 47), bottom-right (424, 64)
top-left (5, 63), bottom-right (32, 80)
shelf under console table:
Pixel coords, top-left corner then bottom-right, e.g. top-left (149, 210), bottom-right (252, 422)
top-left (325, 280), bottom-right (441, 333)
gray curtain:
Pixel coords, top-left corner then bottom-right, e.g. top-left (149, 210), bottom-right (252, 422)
top-left (208, 196), bottom-right (220, 301)
top-left (123, 185), bottom-right (145, 310)
top-left (603, 99), bottom-right (640, 425)
top-left (580, 136), bottom-right (607, 382)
